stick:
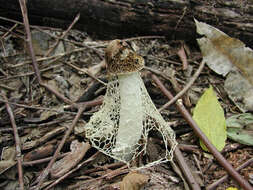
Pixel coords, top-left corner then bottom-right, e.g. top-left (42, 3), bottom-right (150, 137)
top-left (159, 60), bottom-right (205, 111)
top-left (18, 0), bottom-right (41, 83)
top-left (3, 95), bottom-right (24, 190)
top-left (173, 146), bottom-right (201, 190)
top-left (23, 153), bottom-right (69, 166)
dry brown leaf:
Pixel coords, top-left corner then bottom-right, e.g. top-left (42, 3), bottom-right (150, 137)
top-left (177, 46), bottom-right (188, 70)
top-left (50, 141), bottom-right (91, 179)
top-left (120, 171), bottom-right (150, 190)
top-left (195, 19), bottom-right (253, 85)
top-left (0, 147), bottom-right (16, 175)
top-left (87, 60), bottom-right (106, 76)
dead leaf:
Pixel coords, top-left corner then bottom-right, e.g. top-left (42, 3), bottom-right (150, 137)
top-left (40, 105), bottom-right (64, 121)
top-left (120, 171), bottom-right (150, 190)
top-left (29, 30), bottom-right (50, 55)
top-left (87, 60), bottom-right (106, 76)
top-left (195, 19), bottom-right (253, 111)
top-left (24, 144), bottom-right (55, 161)
top-left (50, 141), bottom-right (91, 178)
top-left (0, 147), bottom-right (16, 175)
top-left (224, 71), bottom-right (253, 112)
top-left (177, 46), bottom-right (188, 70)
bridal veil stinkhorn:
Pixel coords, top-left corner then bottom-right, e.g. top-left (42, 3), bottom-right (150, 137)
top-left (85, 40), bottom-right (177, 166)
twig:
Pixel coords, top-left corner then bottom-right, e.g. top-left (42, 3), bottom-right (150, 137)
top-left (0, 23), bottom-right (19, 39)
top-left (221, 143), bottom-right (245, 154)
top-left (173, 7), bottom-right (187, 39)
top-left (207, 158), bottom-right (253, 190)
top-left (3, 95), bottom-right (24, 190)
top-left (105, 166), bottom-right (129, 180)
top-left (68, 162), bottom-right (126, 189)
top-left (0, 98), bottom-right (76, 116)
top-left (0, 16), bottom-right (24, 26)
top-left (159, 60), bottom-right (205, 112)
top-left (40, 83), bottom-right (73, 105)
top-left (0, 40), bottom-right (7, 60)
top-left (144, 66), bottom-right (172, 81)
top-left (151, 74), bottom-right (253, 190)
top-left (81, 162), bottom-right (126, 176)
top-left (64, 61), bottom-right (107, 85)
top-left (0, 65), bottom-right (60, 80)
top-left (34, 26), bottom-right (104, 58)
top-left (178, 144), bottom-right (200, 154)
top-left (146, 55), bottom-right (182, 66)
top-left (18, 0), bottom-right (42, 83)
top-left (0, 84), bottom-right (16, 91)
top-left (0, 117), bottom-right (72, 133)
top-left (122, 35), bottom-right (165, 42)
top-left (45, 13), bottom-right (80, 56)
top-left (173, 146), bottom-right (201, 190)
top-left (23, 153), bottom-right (69, 166)
top-left (0, 25), bottom-right (26, 40)
top-left (9, 47), bottom-right (86, 68)
top-left (192, 154), bottom-right (203, 176)
top-left (44, 151), bottom-right (99, 190)
top-left (177, 45), bottom-right (188, 70)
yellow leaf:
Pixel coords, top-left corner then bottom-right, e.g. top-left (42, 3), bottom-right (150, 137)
top-left (193, 86), bottom-right (226, 151)
top-left (226, 187), bottom-right (238, 190)
top-left (120, 171), bottom-right (149, 190)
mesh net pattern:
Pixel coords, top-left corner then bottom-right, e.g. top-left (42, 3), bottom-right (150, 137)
top-left (85, 73), bottom-right (177, 167)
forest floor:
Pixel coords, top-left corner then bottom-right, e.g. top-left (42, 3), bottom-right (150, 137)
top-left (0, 19), bottom-right (252, 190)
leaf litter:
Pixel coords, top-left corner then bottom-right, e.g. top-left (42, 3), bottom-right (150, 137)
top-left (0, 20), bottom-right (252, 190)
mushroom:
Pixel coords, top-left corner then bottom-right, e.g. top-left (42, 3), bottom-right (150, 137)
top-left (85, 40), bottom-right (177, 165)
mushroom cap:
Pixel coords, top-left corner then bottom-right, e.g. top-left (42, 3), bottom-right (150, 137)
top-left (105, 40), bottom-right (144, 75)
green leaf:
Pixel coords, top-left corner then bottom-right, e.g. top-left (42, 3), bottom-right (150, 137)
top-left (227, 128), bottom-right (253, 146)
top-left (193, 86), bottom-right (227, 151)
top-left (226, 113), bottom-right (253, 146)
top-left (226, 113), bottom-right (253, 128)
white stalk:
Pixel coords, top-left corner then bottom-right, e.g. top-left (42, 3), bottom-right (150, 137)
top-left (112, 72), bottom-right (143, 160)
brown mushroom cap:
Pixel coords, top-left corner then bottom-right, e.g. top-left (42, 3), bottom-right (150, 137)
top-left (105, 40), bottom-right (144, 75)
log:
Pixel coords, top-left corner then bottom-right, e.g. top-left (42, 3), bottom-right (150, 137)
top-left (0, 0), bottom-right (253, 46)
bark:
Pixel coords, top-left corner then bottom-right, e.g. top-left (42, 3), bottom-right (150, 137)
top-left (0, 0), bottom-right (253, 46)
